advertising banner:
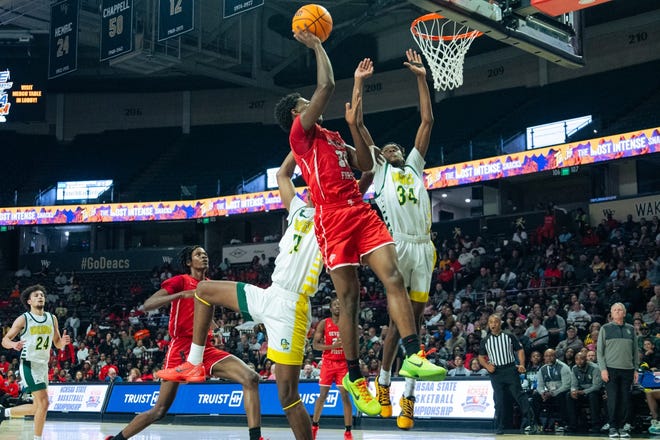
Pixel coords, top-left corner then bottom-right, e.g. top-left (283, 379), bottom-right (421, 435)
top-left (47, 383), bottom-right (109, 412)
top-left (20, 247), bottom-right (183, 273)
top-left (589, 193), bottom-right (660, 225)
top-left (367, 379), bottom-right (494, 419)
top-left (105, 381), bottom-right (351, 416)
top-left (424, 127), bottom-right (660, 190)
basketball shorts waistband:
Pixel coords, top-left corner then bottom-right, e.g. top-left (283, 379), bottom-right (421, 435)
top-left (392, 231), bottom-right (431, 243)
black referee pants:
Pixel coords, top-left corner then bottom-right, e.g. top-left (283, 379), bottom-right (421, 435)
top-left (490, 365), bottom-right (532, 431)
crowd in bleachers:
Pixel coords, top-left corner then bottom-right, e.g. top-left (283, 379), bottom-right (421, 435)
top-left (2, 206), bottom-right (660, 431)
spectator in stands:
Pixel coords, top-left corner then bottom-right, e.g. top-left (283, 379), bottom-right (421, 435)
top-left (584, 290), bottom-right (606, 324)
top-left (556, 326), bottom-right (584, 360)
top-left (499, 267), bottom-right (517, 291)
top-left (544, 305), bottom-right (566, 348)
top-left (472, 267), bottom-right (493, 295)
top-left (299, 363), bottom-right (319, 380)
top-left (643, 301), bottom-right (657, 325)
top-left (567, 301), bottom-right (592, 335)
top-left (126, 368), bottom-right (143, 382)
top-left (448, 355), bottom-right (470, 376)
top-left (525, 315), bottom-right (549, 353)
top-left (105, 367), bottom-right (123, 383)
top-left (469, 358), bottom-right (488, 376)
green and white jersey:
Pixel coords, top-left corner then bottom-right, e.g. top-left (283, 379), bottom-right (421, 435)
top-left (271, 195), bottom-right (322, 297)
top-left (373, 148), bottom-right (431, 238)
top-left (20, 311), bottom-right (55, 364)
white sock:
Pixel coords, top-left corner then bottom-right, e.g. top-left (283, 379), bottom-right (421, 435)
top-left (34, 436), bottom-right (42, 440)
top-left (187, 343), bottom-right (204, 364)
top-left (378, 369), bottom-right (391, 386)
top-left (5, 408), bottom-right (11, 417)
top-left (404, 378), bottom-right (416, 398)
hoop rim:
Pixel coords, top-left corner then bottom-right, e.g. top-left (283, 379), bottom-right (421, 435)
top-left (411, 12), bottom-right (484, 42)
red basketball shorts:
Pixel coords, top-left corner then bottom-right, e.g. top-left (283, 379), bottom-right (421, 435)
top-left (165, 337), bottom-right (232, 375)
top-left (316, 200), bottom-right (394, 270)
top-left (319, 358), bottom-right (348, 387)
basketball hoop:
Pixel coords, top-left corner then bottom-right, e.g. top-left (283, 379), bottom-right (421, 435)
top-left (411, 13), bottom-right (483, 91)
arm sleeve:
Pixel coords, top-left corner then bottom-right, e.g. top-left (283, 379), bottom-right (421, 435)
top-left (597, 325), bottom-right (607, 371)
top-left (584, 364), bottom-right (603, 394)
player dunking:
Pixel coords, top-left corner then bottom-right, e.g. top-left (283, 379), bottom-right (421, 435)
top-left (157, 152), bottom-right (322, 440)
top-left (356, 49), bottom-right (438, 430)
top-left (311, 297), bottom-right (354, 440)
top-left (104, 246), bottom-right (263, 440)
top-left (1, 284), bottom-right (71, 439)
top-left (273, 30), bottom-right (446, 416)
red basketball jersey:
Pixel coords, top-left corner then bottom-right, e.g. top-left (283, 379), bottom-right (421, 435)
top-left (322, 317), bottom-right (345, 362)
top-left (161, 274), bottom-right (204, 340)
top-left (289, 116), bottom-right (362, 206)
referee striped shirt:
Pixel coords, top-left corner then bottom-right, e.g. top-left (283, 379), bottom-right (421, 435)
top-left (479, 331), bottom-right (521, 366)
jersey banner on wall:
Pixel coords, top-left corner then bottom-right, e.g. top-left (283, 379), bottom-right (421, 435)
top-left (100, 0), bottom-right (133, 61)
top-left (49, 0), bottom-right (79, 79)
top-left (158, 0), bottom-right (193, 41)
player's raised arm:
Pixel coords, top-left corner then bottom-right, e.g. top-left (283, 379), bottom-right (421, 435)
top-left (405, 49), bottom-right (434, 158)
top-left (294, 30), bottom-right (335, 131)
top-left (276, 152), bottom-right (299, 212)
top-left (347, 58), bottom-right (375, 172)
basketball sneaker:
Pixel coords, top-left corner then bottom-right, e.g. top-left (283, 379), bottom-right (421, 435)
top-left (312, 424), bottom-right (319, 440)
top-left (104, 436), bottom-right (114, 440)
top-left (0, 404), bottom-right (5, 426)
top-left (344, 430), bottom-right (354, 440)
top-left (341, 373), bottom-right (381, 416)
top-left (399, 351), bottom-right (447, 380)
top-left (397, 395), bottom-right (415, 430)
top-left (156, 361), bottom-right (206, 382)
top-left (374, 376), bottom-right (392, 418)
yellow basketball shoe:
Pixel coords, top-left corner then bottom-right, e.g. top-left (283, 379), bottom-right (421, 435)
top-left (375, 376), bottom-right (392, 418)
top-left (397, 395), bottom-right (416, 430)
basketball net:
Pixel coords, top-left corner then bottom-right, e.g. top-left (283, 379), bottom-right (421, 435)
top-left (411, 13), bottom-right (482, 91)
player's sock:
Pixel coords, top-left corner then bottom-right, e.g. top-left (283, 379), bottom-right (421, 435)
top-left (378, 369), bottom-right (391, 386)
top-left (312, 421), bottom-right (319, 427)
top-left (187, 343), bottom-right (204, 365)
top-left (113, 432), bottom-right (127, 440)
top-left (34, 436), bottom-right (42, 440)
top-left (404, 378), bottom-right (415, 397)
top-left (249, 426), bottom-right (261, 440)
top-left (345, 426), bottom-right (352, 432)
top-left (347, 359), bottom-right (361, 382)
top-left (5, 408), bottom-right (11, 417)
top-left (401, 334), bottom-right (420, 357)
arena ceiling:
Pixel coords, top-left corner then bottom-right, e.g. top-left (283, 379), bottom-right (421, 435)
top-left (0, 0), bottom-right (657, 94)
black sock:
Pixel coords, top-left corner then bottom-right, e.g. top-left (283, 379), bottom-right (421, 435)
top-left (345, 426), bottom-right (352, 432)
top-left (114, 433), bottom-right (127, 440)
top-left (312, 421), bottom-right (319, 427)
top-left (347, 359), bottom-right (361, 382)
top-left (402, 334), bottom-right (420, 357)
top-left (249, 426), bottom-right (261, 440)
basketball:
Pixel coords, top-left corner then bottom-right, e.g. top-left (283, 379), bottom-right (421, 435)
top-left (292, 4), bottom-right (333, 42)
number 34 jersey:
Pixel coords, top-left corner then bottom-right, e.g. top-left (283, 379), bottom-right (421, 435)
top-left (20, 311), bottom-right (55, 364)
top-left (373, 148), bottom-right (431, 237)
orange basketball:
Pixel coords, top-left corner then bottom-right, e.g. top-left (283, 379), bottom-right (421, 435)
top-left (292, 4), bottom-right (333, 42)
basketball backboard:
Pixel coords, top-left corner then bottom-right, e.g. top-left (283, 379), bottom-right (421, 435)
top-left (408, 0), bottom-right (586, 67)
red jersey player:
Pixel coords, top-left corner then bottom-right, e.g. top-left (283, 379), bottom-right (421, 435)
top-left (274, 30), bottom-right (446, 417)
top-left (104, 246), bottom-right (263, 440)
top-left (311, 297), bottom-right (353, 439)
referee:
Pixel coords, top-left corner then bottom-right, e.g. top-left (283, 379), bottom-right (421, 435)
top-left (479, 314), bottom-right (533, 434)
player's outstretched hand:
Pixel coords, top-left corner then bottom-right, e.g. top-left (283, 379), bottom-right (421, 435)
top-left (404, 49), bottom-right (426, 77)
top-left (354, 58), bottom-right (374, 80)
